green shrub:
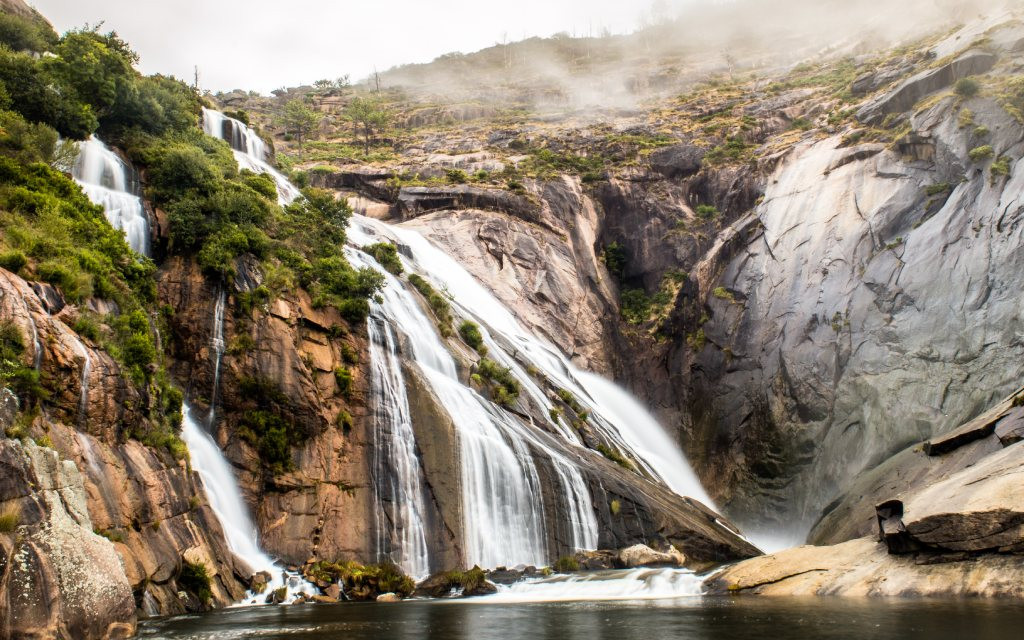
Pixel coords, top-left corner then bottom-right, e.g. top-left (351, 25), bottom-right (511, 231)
top-left (178, 561), bottom-right (213, 603)
top-left (597, 444), bottom-right (635, 470)
top-left (954, 77), bottom-right (980, 99)
top-left (968, 145), bottom-right (994, 162)
top-left (475, 357), bottom-right (520, 407)
top-left (334, 366), bottom-right (353, 398)
top-left (991, 156), bottom-right (1011, 182)
top-left (408, 274), bottom-right (453, 337)
top-left (308, 560), bottom-right (415, 599)
top-left (445, 168), bottom-right (469, 183)
top-left (925, 183), bottom-right (951, 197)
top-left (704, 137), bottom-right (753, 166)
top-left (0, 319), bottom-right (44, 404)
top-left (712, 286), bottom-right (734, 301)
top-left (0, 249), bottom-right (27, 274)
top-left (620, 289), bottom-right (650, 324)
top-left (696, 204), bottom-right (720, 219)
top-left (458, 320), bottom-right (485, 352)
top-left (554, 556), bottom-right (579, 572)
top-left (602, 242), bottom-right (626, 280)
top-left (0, 12), bottom-right (57, 53)
top-left (0, 507), bottom-right (19, 533)
top-left (363, 241), bottom-right (403, 275)
top-left (340, 343), bottom-right (359, 365)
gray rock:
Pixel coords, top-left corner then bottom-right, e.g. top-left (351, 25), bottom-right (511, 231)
top-left (856, 50), bottom-right (997, 125)
top-left (994, 407), bottom-right (1024, 446)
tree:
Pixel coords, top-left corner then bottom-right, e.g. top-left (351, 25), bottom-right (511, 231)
top-left (343, 96), bottom-right (390, 155)
top-left (279, 99), bottom-right (319, 154)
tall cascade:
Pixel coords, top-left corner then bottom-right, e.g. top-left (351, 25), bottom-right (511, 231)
top-left (201, 108), bottom-right (301, 205)
top-left (198, 108), bottom-right (716, 574)
top-left (367, 315), bottom-right (432, 578)
top-left (72, 137), bottom-right (150, 256)
top-left (207, 289), bottom-right (226, 427)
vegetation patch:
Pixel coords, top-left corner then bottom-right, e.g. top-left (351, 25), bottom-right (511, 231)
top-left (408, 274), bottom-right (453, 337)
top-left (307, 560), bottom-right (414, 600)
top-left (458, 320), bottom-right (486, 354)
top-left (472, 357), bottom-right (520, 407)
top-left (362, 241), bottom-right (403, 275)
top-left (178, 560), bottom-right (213, 603)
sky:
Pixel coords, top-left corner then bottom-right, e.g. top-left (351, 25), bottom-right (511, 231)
top-left (28, 0), bottom-right (681, 94)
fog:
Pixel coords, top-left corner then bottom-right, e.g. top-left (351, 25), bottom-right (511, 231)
top-left (377, 0), bottom-right (1015, 110)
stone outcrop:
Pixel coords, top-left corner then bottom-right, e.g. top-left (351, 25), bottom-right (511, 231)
top-left (856, 50), bottom-right (997, 125)
top-left (0, 438), bottom-right (136, 639)
top-left (704, 537), bottom-right (1024, 597)
top-left (157, 256), bottom-right (376, 566)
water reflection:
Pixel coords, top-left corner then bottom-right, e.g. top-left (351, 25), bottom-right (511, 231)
top-left (140, 597), bottom-right (1023, 640)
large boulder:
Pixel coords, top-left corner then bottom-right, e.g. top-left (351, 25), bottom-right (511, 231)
top-left (0, 440), bottom-right (136, 639)
top-left (616, 544), bottom-right (686, 568)
top-left (648, 144), bottom-right (705, 179)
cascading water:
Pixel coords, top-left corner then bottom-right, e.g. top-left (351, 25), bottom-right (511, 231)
top-left (348, 246), bottom-right (549, 569)
top-left (179, 402), bottom-right (311, 605)
top-left (367, 315), bottom-right (432, 578)
top-left (72, 137), bottom-right (150, 256)
top-left (72, 335), bottom-right (92, 426)
top-left (473, 568), bottom-right (703, 603)
top-left (201, 108), bottom-right (301, 205)
top-left (207, 289), bottom-right (226, 427)
top-left (351, 216), bottom-right (715, 508)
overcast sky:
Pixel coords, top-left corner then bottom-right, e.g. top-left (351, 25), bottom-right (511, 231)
top-left (29, 0), bottom-right (679, 94)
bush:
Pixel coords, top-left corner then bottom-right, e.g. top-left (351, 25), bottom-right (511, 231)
top-left (458, 320), bottom-right (485, 352)
top-left (0, 12), bottom-right (57, 53)
top-left (968, 145), bottom-right (994, 162)
top-left (696, 204), bottom-right (720, 219)
top-left (178, 561), bottom-right (213, 603)
top-left (363, 241), bottom-right (403, 275)
top-left (0, 249), bottom-right (27, 274)
top-left (408, 274), bottom-right (453, 337)
top-left (334, 366), bottom-right (353, 398)
top-left (712, 286), bottom-right (734, 301)
top-left (620, 289), bottom-right (650, 324)
top-left (445, 168), bottom-right (469, 183)
top-left (991, 156), bottom-right (1011, 183)
top-left (597, 444), bottom-right (635, 470)
top-left (475, 357), bottom-right (520, 407)
top-left (554, 556), bottom-right (579, 572)
top-left (602, 242), bottom-right (626, 280)
top-left (0, 319), bottom-right (44, 404)
top-left (954, 77), bottom-right (980, 99)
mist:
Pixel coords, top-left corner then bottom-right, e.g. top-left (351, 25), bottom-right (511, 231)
top-left (374, 0), bottom-right (1013, 111)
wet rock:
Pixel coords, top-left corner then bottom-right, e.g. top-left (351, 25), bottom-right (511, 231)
top-left (312, 594), bottom-right (338, 604)
top-left (616, 544), bottom-right (687, 568)
top-left (376, 592), bottom-right (401, 602)
top-left (414, 572), bottom-right (461, 598)
top-left (463, 579), bottom-right (498, 597)
top-left (324, 583), bottom-right (341, 600)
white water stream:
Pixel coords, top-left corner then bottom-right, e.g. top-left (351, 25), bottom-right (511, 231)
top-left (201, 108), bottom-right (301, 205)
top-left (473, 568), bottom-right (703, 603)
top-left (72, 137), bottom-right (150, 256)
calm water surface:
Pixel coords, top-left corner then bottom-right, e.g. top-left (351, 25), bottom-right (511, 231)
top-left (139, 597), bottom-right (1024, 640)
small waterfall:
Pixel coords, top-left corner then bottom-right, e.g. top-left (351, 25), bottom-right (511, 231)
top-left (207, 289), bottom-right (226, 427)
top-left (76, 431), bottom-right (103, 478)
top-left (474, 568), bottom-right (703, 603)
top-left (201, 108), bottom-right (301, 205)
top-left (72, 335), bottom-right (92, 426)
top-left (368, 316), bottom-right (431, 579)
top-left (72, 137), bottom-right (150, 256)
top-left (179, 403), bottom-right (313, 605)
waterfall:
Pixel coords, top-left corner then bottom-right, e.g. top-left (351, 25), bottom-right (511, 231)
top-left (72, 335), bottom-right (92, 426)
top-left (207, 289), bottom-right (226, 427)
top-left (347, 246), bottom-right (549, 569)
top-left (474, 568), bottom-right (703, 603)
top-left (355, 216), bottom-right (715, 508)
top-left (201, 108), bottom-right (301, 205)
top-left (179, 403), bottom-right (312, 605)
top-left (368, 316), bottom-right (431, 578)
top-left (72, 137), bottom-right (150, 256)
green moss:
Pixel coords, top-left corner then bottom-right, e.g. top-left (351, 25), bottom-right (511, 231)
top-left (602, 242), bottom-right (627, 280)
top-left (991, 156), bottom-right (1011, 183)
top-left (0, 508), bottom-right (19, 533)
top-left (609, 499), bottom-right (621, 516)
top-left (925, 183), bottom-right (951, 196)
top-left (308, 560), bottom-right (415, 599)
top-left (712, 286), bottom-right (734, 301)
top-left (597, 444), bottom-right (635, 470)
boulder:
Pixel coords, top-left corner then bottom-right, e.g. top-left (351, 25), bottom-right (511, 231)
top-left (616, 544), bottom-right (687, 568)
top-left (704, 538), bottom-right (1024, 597)
top-left (994, 407), bottom-right (1024, 447)
top-left (648, 144), bottom-right (705, 179)
top-left (463, 580), bottom-right (498, 597)
top-left (376, 592), bottom-right (401, 602)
